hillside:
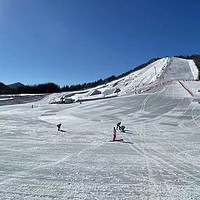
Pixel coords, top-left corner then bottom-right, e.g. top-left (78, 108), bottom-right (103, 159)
top-left (0, 82), bottom-right (12, 94)
top-left (175, 54), bottom-right (200, 78)
top-left (48, 57), bottom-right (199, 104)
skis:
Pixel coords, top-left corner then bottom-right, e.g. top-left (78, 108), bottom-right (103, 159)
top-left (110, 139), bottom-right (123, 142)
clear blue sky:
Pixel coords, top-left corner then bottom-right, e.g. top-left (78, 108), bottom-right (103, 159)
top-left (0, 0), bottom-right (199, 86)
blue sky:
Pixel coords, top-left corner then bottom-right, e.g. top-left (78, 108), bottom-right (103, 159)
top-left (0, 0), bottom-right (199, 86)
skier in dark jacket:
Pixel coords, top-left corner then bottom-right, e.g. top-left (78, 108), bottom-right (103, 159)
top-left (57, 123), bottom-right (62, 131)
top-left (116, 122), bottom-right (121, 130)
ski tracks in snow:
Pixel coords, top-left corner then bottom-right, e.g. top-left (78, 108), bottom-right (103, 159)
top-left (123, 116), bottom-right (200, 198)
top-left (129, 123), bottom-right (169, 197)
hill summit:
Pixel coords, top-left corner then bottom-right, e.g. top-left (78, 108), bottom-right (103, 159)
top-left (8, 82), bottom-right (24, 89)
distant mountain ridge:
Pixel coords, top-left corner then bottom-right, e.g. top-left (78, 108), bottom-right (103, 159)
top-left (8, 82), bottom-right (24, 89)
top-left (0, 82), bottom-right (25, 94)
top-left (0, 82), bottom-right (12, 94)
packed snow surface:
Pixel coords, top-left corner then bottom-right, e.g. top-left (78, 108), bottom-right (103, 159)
top-left (1, 57), bottom-right (200, 199)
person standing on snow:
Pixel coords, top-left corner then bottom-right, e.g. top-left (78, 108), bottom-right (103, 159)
top-left (113, 127), bottom-right (116, 141)
top-left (57, 123), bottom-right (62, 131)
top-left (116, 122), bottom-right (121, 130)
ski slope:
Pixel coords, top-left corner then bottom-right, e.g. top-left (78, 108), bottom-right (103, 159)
top-left (1, 57), bottom-right (200, 199)
top-left (47, 57), bottom-right (199, 103)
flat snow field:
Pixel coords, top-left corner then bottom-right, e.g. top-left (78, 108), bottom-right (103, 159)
top-left (1, 85), bottom-right (200, 199)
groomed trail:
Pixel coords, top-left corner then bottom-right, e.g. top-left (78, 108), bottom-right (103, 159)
top-left (1, 81), bottom-right (200, 199)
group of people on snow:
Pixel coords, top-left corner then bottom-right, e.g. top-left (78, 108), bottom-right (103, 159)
top-left (112, 122), bottom-right (125, 141)
top-left (57, 122), bottom-right (124, 142)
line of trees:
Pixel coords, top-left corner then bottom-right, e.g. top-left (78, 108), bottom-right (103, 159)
top-left (61, 75), bottom-right (116, 92)
top-left (11, 75), bottom-right (117, 94)
top-left (13, 83), bottom-right (61, 94)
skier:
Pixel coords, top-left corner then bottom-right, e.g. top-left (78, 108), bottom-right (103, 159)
top-left (60, 96), bottom-right (65, 104)
top-left (113, 127), bottom-right (116, 141)
top-left (57, 123), bottom-right (62, 131)
top-left (116, 122), bottom-right (121, 130)
top-left (120, 125), bottom-right (125, 132)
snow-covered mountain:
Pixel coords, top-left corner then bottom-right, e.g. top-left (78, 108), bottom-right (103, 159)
top-left (48, 57), bottom-right (199, 104)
